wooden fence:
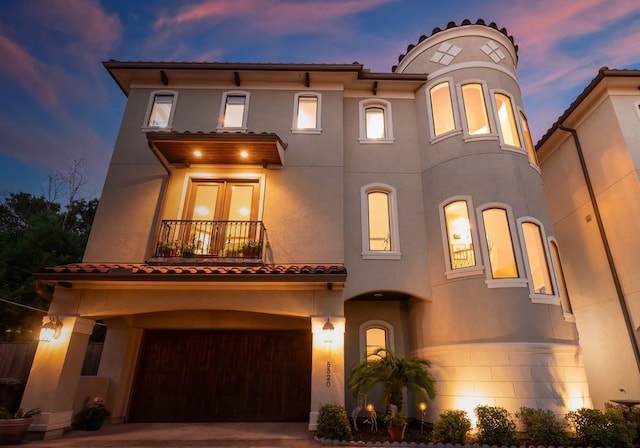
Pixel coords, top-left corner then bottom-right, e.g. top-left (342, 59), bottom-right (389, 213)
top-left (0, 342), bottom-right (103, 379)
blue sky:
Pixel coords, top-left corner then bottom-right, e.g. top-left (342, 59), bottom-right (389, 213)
top-left (1, 0), bottom-right (639, 201)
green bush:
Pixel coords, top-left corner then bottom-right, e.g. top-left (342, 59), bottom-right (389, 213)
top-left (432, 409), bottom-right (471, 444)
top-left (567, 407), bottom-right (634, 448)
top-left (517, 407), bottom-right (569, 447)
top-left (606, 403), bottom-right (640, 445)
top-left (475, 405), bottom-right (517, 446)
top-left (315, 403), bottom-right (352, 441)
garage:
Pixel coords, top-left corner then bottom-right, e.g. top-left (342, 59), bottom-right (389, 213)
top-left (128, 329), bottom-right (312, 422)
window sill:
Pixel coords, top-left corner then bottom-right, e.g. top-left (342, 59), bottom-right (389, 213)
top-left (362, 251), bottom-right (401, 260)
top-left (445, 265), bottom-right (484, 280)
top-left (292, 128), bottom-right (322, 134)
top-left (141, 126), bottom-right (172, 132)
top-left (485, 278), bottom-right (528, 289)
top-left (500, 144), bottom-right (527, 154)
top-left (358, 138), bottom-right (395, 144)
top-left (530, 294), bottom-right (561, 305)
top-left (463, 133), bottom-right (498, 143)
top-left (430, 129), bottom-right (462, 144)
top-left (216, 127), bottom-right (247, 133)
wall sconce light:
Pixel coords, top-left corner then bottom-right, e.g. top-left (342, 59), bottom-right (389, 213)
top-left (39, 315), bottom-right (62, 342)
top-left (322, 318), bottom-right (335, 344)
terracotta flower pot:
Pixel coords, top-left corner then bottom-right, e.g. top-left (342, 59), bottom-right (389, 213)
top-left (0, 417), bottom-right (33, 445)
top-left (387, 424), bottom-right (406, 441)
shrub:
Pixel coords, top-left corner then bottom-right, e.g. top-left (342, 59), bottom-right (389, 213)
top-left (315, 403), bottom-right (352, 441)
top-left (517, 407), bottom-right (569, 447)
top-left (432, 409), bottom-right (471, 444)
top-left (567, 407), bottom-right (634, 448)
top-left (475, 405), bottom-right (517, 446)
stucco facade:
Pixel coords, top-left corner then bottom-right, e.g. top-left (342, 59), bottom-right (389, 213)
top-left (22, 21), bottom-right (593, 439)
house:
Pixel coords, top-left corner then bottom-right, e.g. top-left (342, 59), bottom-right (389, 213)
top-left (536, 68), bottom-right (640, 408)
top-left (21, 20), bottom-right (592, 439)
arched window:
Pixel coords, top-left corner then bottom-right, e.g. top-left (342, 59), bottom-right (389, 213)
top-left (359, 320), bottom-right (394, 361)
top-left (359, 99), bottom-right (394, 143)
top-left (143, 90), bottom-right (178, 129)
top-left (481, 207), bottom-right (518, 279)
top-left (493, 92), bottom-right (521, 147)
top-left (440, 196), bottom-right (483, 278)
top-left (519, 111), bottom-right (539, 168)
top-left (218, 91), bottom-right (250, 131)
top-left (429, 81), bottom-right (456, 137)
top-left (292, 92), bottom-right (321, 133)
top-left (461, 83), bottom-right (491, 136)
top-left (518, 219), bottom-right (557, 300)
top-left (549, 238), bottom-right (574, 320)
top-left (361, 184), bottom-right (400, 259)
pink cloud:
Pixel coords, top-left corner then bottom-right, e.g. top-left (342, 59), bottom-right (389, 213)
top-left (0, 32), bottom-right (57, 109)
top-left (154, 0), bottom-right (396, 34)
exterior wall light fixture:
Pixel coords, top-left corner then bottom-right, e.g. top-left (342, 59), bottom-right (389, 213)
top-left (39, 315), bottom-right (62, 342)
top-left (322, 318), bottom-right (335, 344)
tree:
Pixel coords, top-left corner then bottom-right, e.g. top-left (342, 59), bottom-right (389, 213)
top-left (348, 349), bottom-right (436, 413)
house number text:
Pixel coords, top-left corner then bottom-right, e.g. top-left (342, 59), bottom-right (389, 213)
top-left (326, 361), bottom-right (331, 387)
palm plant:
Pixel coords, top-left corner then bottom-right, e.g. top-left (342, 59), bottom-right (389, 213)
top-left (348, 348), bottom-right (436, 413)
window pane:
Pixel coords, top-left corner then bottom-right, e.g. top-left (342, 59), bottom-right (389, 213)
top-left (430, 82), bottom-right (455, 136)
top-left (365, 107), bottom-right (385, 139)
top-left (223, 95), bottom-right (246, 127)
top-left (148, 94), bottom-right (173, 127)
top-left (550, 242), bottom-right (573, 313)
top-left (522, 222), bottom-right (554, 295)
top-left (462, 84), bottom-right (490, 135)
top-left (368, 192), bottom-right (391, 251)
top-left (519, 112), bottom-right (538, 166)
top-left (494, 93), bottom-right (521, 146)
top-left (366, 328), bottom-right (386, 361)
top-left (483, 208), bottom-right (518, 278)
top-left (297, 96), bottom-right (318, 129)
top-left (444, 201), bottom-right (475, 269)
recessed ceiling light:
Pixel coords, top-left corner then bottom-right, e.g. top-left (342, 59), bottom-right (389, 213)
top-left (193, 150), bottom-right (202, 157)
top-left (240, 150), bottom-right (249, 158)
top-left (373, 293), bottom-right (383, 297)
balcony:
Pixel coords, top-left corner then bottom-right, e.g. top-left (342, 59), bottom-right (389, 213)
top-left (150, 220), bottom-right (266, 264)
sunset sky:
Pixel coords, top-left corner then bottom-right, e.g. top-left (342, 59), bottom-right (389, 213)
top-left (1, 0), bottom-right (639, 200)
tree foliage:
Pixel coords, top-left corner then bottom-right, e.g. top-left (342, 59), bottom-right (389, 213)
top-left (0, 191), bottom-right (97, 341)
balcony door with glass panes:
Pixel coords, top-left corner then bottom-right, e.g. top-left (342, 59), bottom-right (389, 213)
top-left (185, 179), bottom-right (259, 257)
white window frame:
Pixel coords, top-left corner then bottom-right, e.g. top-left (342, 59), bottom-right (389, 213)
top-left (457, 80), bottom-right (497, 142)
top-left (358, 99), bottom-right (395, 144)
top-left (517, 108), bottom-right (541, 173)
top-left (292, 92), bottom-right (322, 134)
top-left (491, 89), bottom-right (523, 152)
top-left (516, 217), bottom-right (561, 304)
top-left (142, 90), bottom-right (178, 130)
top-left (360, 183), bottom-right (401, 260)
top-left (548, 237), bottom-right (576, 322)
top-left (217, 91), bottom-right (250, 132)
top-left (426, 78), bottom-right (461, 143)
top-left (359, 320), bottom-right (395, 361)
top-left (439, 195), bottom-right (484, 279)
top-left (476, 203), bottom-right (527, 288)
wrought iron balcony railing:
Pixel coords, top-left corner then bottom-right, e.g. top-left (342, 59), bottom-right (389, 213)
top-left (153, 220), bottom-right (265, 261)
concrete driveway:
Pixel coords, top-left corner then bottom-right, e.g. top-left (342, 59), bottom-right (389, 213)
top-left (15, 422), bottom-right (318, 448)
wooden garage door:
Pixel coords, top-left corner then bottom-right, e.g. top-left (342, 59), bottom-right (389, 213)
top-left (129, 329), bottom-right (312, 422)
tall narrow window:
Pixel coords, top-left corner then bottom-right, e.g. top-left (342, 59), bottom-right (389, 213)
top-left (519, 111), bottom-right (539, 167)
top-left (223, 95), bottom-right (246, 128)
top-left (461, 83), bottom-right (490, 135)
top-left (366, 327), bottom-right (387, 361)
top-left (145, 92), bottom-right (176, 128)
top-left (430, 81), bottom-right (455, 136)
top-left (359, 99), bottom-right (394, 143)
top-left (494, 93), bottom-right (520, 147)
top-left (365, 107), bottom-right (385, 139)
top-left (521, 222), bottom-right (554, 295)
top-left (550, 240), bottom-right (573, 315)
top-left (444, 200), bottom-right (476, 269)
top-left (361, 184), bottom-right (400, 259)
top-left (482, 208), bottom-right (518, 278)
top-left (295, 95), bottom-right (319, 130)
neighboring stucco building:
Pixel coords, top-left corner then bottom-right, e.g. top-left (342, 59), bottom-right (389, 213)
top-left (536, 68), bottom-right (640, 408)
top-left (21, 20), bottom-right (592, 439)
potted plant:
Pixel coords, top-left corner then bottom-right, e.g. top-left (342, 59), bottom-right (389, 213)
top-left (76, 394), bottom-right (110, 431)
top-left (0, 407), bottom-right (40, 445)
top-left (241, 240), bottom-right (262, 258)
top-left (384, 411), bottom-right (407, 441)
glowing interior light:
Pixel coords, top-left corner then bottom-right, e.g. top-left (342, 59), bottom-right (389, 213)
top-left (238, 206), bottom-right (249, 216)
top-left (193, 150), bottom-right (202, 157)
top-left (195, 206), bottom-right (209, 216)
top-left (240, 151), bottom-right (249, 158)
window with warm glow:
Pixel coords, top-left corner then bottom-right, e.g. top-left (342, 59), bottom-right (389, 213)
top-left (550, 240), bottom-right (573, 315)
top-left (461, 83), bottom-right (490, 135)
top-left (367, 191), bottom-right (391, 251)
top-left (366, 327), bottom-right (387, 361)
top-left (430, 81), bottom-right (455, 136)
top-left (223, 95), bottom-right (246, 128)
top-left (521, 222), bottom-right (554, 295)
top-left (519, 111), bottom-right (538, 167)
top-left (365, 107), bottom-right (385, 139)
top-left (295, 95), bottom-right (318, 130)
top-left (444, 200), bottom-right (476, 269)
top-left (145, 92), bottom-right (176, 128)
top-left (494, 93), bottom-right (520, 147)
top-left (482, 208), bottom-right (518, 278)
